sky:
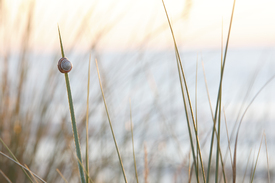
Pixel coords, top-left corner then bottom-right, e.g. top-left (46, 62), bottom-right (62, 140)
top-left (2, 0), bottom-right (275, 52)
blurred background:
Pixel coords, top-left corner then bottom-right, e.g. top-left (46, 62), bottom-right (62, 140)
top-left (0, 0), bottom-right (275, 182)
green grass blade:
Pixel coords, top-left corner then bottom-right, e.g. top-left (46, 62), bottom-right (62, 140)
top-left (202, 61), bottom-right (227, 183)
top-left (58, 27), bottom-right (86, 183)
top-left (207, 1), bottom-right (236, 182)
top-left (95, 59), bottom-right (128, 183)
top-left (71, 148), bottom-right (94, 183)
top-left (58, 26), bottom-right (65, 58)
top-left (85, 54), bottom-right (91, 183)
top-left (130, 100), bottom-right (139, 183)
top-left (161, 1), bottom-right (205, 182)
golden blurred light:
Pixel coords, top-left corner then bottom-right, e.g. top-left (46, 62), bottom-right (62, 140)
top-left (2, 0), bottom-right (275, 51)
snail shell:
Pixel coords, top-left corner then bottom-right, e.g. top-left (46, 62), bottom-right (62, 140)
top-left (58, 57), bottom-right (73, 73)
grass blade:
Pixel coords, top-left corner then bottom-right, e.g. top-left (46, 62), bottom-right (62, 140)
top-left (85, 54), bottom-right (92, 183)
top-left (58, 26), bottom-right (86, 183)
top-left (264, 132), bottom-right (271, 183)
top-left (233, 132), bottom-right (238, 183)
top-left (207, 1), bottom-right (236, 182)
top-left (195, 56), bottom-right (199, 176)
top-left (242, 149), bottom-right (252, 183)
top-left (130, 100), bottom-right (139, 183)
top-left (251, 134), bottom-right (264, 183)
top-left (95, 59), bottom-right (128, 183)
top-left (56, 169), bottom-right (69, 183)
top-left (222, 106), bottom-right (233, 168)
top-left (161, 1), bottom-right (205, 182)
top-left (0, 138), bottom-right (34, 183)
top-left (0, 151), bottom-right (46, 183)
top-left (215, 18), bottom-right (224, 183)
top-left (25, 165), bottom-right (39, 183)
top-left (144, 143), bottom-right (149, 183)
top-left (202, 62), bottom-right (227, 183)
top-left (0, 170), bottom-right (12, 183)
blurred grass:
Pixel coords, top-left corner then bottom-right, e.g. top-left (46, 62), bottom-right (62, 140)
top-left (0, 0), bottom-right (274, 182)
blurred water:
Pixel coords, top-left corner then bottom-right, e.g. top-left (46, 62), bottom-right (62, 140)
top-left (10, 47), bottom-right (275, 182)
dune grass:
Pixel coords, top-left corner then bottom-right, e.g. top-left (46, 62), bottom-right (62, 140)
top-left (95, 59), bottom-right (128, 183)
top-left (0, 0), bottom-right (274, 182)
top-left (58, 27), bottom-right (86, 183)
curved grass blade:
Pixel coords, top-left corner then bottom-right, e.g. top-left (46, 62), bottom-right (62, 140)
top-left (95, 59), bottom-right (128, 183)
top-left (58, 26), bottom-right (86, 183)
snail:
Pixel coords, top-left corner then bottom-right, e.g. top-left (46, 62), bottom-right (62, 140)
top-left (58, 57), bottom-right (73, 73)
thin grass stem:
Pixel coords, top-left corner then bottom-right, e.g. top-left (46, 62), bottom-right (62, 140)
top-left (264, 132), bottom-right (271, 183)
top-left (0, 138), bottom-right (34, 183)
top-left (56, 169), bottom-right (69, 183)
top-left (130, 100), bottom-right (139, 183)
top-left (195, 55), bottom-right (199, 180)
top-left (85, 54), bottom-right (91, 183)
top-left (95, 59), bottom-right (128, 183)
top-left (207, 1), bottom-right (236, 182)
top-left (58, 26), bottom-right (86, 183)
top-left (0, 170), bottom-right (12, 183)
top-left (161, 1), bottom-right (205, 182)
top-left (215, 19), bottom-right (224, 183)
top-left (251, 134), bottom-right (264, 183)
top-left (242, 149), bottom-right (252, 183)
top-left (0, 151), bottom-right (46, 183)
top-left (202, 62), bottom-right (227, 183)
top-left (25, 165), bottom-right (39, 183)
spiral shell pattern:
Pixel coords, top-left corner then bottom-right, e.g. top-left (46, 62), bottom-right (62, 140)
top-left (58, 57), bottom-right (73, 73)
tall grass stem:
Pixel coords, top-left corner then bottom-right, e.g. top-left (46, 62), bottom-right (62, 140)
top-left (85, 54), bottom-right (91, 183)
top-left (130, 100), bottom-right (139, 183)
top-left (58, 26), bottom-right (86, 183)
top-left (206, 1), bottom-right (236, 182)
top-left (95, 59), bottom-right (128, 183)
